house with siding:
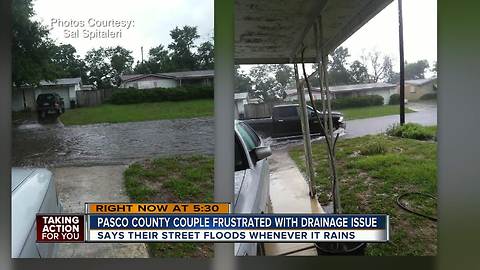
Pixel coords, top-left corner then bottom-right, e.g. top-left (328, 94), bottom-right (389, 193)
top-left (12, 77), bottom-right (82, 112)
top-left (119, 70), bottom-right (214, 89)
top-left (400, 77), bottom-right (437, 101)
top-left (285, 82), bottom-right (398, 105)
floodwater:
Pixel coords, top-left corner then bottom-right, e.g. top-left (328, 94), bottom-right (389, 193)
top-left (12, 116), bottom-right (214, 167)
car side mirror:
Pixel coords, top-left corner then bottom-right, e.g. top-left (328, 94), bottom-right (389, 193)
top-left (252, 146), bottom-right (272, 162)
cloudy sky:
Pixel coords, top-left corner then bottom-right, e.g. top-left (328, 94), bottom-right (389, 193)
top-left (240, 0), bottom-right (437, 76)
top-left (33, 0), bottom-right (214, 62)
top-left (33, 0), bottom-right (436, 74)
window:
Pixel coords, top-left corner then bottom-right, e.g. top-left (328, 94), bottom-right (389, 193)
top-left (236, 122), bottom-right (260, 152)
top-left (277, 106), bottom-right (298, 118)
top-left (235, 135), bottom-right (249, 171)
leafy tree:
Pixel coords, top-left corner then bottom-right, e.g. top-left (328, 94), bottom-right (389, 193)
top-left (168, 26), bottom-right (199, 71)
top-left (145, 45), bottom-right (172, 73)
top-left (349, 60), bottom-right (369, 84)
top-left (328, 46), bottom-right (352, 85)
top-left (84, 46), bottom-right (133, 88)
top-left (196, 40), bottom-right (214, 70)
top-left (234, 65), bottom-right (253, 93)
top-left (405, 59), bottom-right (429, 80)
top-left (12, 0), bottom-right (58, 87)
top-left (51, 44), bottom-right (87, 81)
top-left (248, 64), bottom-right (293, 101)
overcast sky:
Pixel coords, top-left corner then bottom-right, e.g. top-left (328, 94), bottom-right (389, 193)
top-left (240, 0), bottom-right (437, 76)
top-left (33, 0), bottom-right (436, 74)
top-left (33, 0), bottom-right (214, 63)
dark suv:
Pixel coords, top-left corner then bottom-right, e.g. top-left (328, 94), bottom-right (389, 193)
top-left (36, 93), bottom-right (65, 118)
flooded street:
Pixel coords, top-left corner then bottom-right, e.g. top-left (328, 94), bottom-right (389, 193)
top-left (12, 116), bottom-right (214, 167)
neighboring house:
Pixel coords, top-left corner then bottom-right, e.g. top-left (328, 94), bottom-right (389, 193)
top-left (12, 77), bottom-right (82, 112)
top-left (234, 92), bottom-right (249, 119)
top-left (119, 70), bottom-right (214, 89)
top-left (400, 77), bottom-right (437, 101)
top-left (284, 82), bottom-right (398, 105)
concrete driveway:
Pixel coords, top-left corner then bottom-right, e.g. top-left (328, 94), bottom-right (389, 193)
top-left (53, 165), bottom-right (149, 258)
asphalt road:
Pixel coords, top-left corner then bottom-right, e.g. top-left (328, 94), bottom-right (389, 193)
top-left (344, 101), bottom-right (437, 138)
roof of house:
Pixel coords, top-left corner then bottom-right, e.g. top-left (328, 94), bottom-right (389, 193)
top-left (405, 77), bottom-right (437, 86)
top-left (161, 70), bottom-right (214, 79)
top-left (120, 74), bottom-right (176, 83)
top-left (234, 92), bottom-right (249, 100)
top-left (120, 70), bottom-right (214, 83)
top-left (39, 77), bottom-right (81, 86)
top-left (286, 82), bottom-right (396, 96)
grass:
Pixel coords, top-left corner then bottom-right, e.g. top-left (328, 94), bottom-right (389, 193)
top-left (123, 155), bottom-right (214, 258)
top-left (59, 99), bottom-right (213, 126)
top-left (386, 123), bottom-right (437, 141)
top-left (289, 135), bottom-right (437, 256)
top-left (340, 105), bottom-right (414, 120)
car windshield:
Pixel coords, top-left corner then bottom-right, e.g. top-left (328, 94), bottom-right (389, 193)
top-left (37, 94), bottom-right (55, 103)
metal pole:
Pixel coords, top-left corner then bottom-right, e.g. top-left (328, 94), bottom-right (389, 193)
top-left (398, 0), bottom-right (405, 125)
top-left (294, 63), bottom-right (316, 198)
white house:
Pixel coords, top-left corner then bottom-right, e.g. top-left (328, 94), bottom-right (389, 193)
top-left (234, 92), bottom-right (249, 119)
top-left (12, 77), bottom-right (82, 111)
top-left (284, 82), bottom-right (398, 105)
top-left (119, 70), bottom-right (214, 89)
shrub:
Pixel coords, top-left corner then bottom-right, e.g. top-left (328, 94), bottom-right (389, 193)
top-left (389, 94), bottom-right (400, 105)
top-left (308, 95), bottom-right (384, 110)
top-left (386, 123), bottom-right (436, 141)
top-left (110, 85), bottom-right (214, 105)
top-left (360, 141), bottom-right (388, 156)
top-left (420, 93), bottom-right (437, 100)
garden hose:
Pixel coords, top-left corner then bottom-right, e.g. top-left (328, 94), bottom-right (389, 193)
top-left (396, 192), bottom-right (438, 221)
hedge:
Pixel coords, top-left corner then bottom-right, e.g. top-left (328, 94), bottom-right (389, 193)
top-left (389, 94), bottom-right (400, 105)
top-left (109, 85), bottom-right (214, 105)
top-left (420, 93), bottom-right (437, 100)
top-left (307, 95), bottom-right (384, 110)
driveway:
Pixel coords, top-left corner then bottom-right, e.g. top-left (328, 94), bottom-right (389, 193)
top-left (12, 117), bottom-right (214, 167)
top-left (53, 165), bottom-right (149, 258)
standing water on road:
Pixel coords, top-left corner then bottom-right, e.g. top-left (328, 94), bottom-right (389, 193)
top-left (12, 117), bottom-right (214, 167)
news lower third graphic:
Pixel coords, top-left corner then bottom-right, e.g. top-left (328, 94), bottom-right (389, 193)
top-left (36, 203), bottom-right (389, 243)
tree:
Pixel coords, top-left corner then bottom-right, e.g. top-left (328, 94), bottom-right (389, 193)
top-left (234, 65), bottom-right (253, 93)
top-left (248, 64), bottom-right (293, 101)
top-left (12, 0), bottom-right (58, 87)
top-left (196, 40), bottom-right (214, 70)
top-left (405, 59), bottom-right (429, 80)
top-left (110, 46), bottom-right (134, 85)
top-left (84, 46), bottom-right (133, 88)
top-left (328, 47), bottom-right (352, 85)
top-left (51, 44), bottom-right (87, 81)
top-left (348, 60), bottom-right (369, 84)
top-left (144, 44), bottom-right (172, 73)
top-left (168, 26), bottom-right (200, 71)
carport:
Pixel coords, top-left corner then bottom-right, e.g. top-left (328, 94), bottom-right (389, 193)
top-left (234, 0), bottom-right (394, 256)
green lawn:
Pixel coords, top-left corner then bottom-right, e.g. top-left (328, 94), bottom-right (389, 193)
top-left (59, 99), bottom-right (213, 126)
top-left (289, 135), bottom-right (437, 256)
top-left (340, 105), bottom-right (414, 120)
top-left (124, 155), bottom-right (214, 258)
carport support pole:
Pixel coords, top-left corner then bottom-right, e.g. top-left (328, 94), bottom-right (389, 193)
top-left (398, 0), bottom-right (406, 125)
top-left (316, 17), bottom-right (341, 214)
top-left (294, 63), bottom-right (316, 198)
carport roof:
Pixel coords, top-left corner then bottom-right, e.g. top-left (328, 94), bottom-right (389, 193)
top-left (235, 0), bottom-right (393, 64)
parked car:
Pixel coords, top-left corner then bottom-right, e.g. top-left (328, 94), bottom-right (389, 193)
top-left (243, 104), bottom-right (345, 138)
top-left (36, 93), bottom-right (65, 119)
top-left (234, 121), bottom-right (271, 256)
top-left (11, 168), bottom-right (62, 258)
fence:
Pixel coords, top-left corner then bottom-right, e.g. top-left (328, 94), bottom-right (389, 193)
top-left (75, 90), bottom-right (103, 107)
top-left (244, 101), bottom-right (287, 119)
